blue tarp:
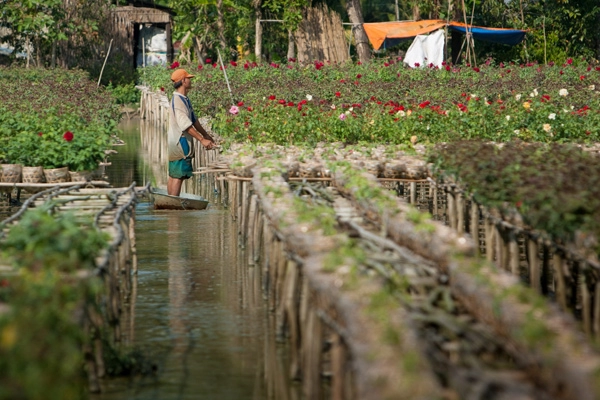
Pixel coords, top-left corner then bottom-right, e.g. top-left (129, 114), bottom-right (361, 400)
top-left (448, 24), bottom-right (526, 46)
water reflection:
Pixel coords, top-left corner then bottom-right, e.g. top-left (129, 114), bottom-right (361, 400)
top-left (92, 119), bottom-right (298, 400)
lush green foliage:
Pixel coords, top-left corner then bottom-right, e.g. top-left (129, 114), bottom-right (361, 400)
top-left (141, 58), bottom-right (600, 147)
top-left (0, 206), bottom-right (108, 400)
top-left (0, 67), bottom-right (119, 170)
top-left (428, 141), bottom-right (600, 246)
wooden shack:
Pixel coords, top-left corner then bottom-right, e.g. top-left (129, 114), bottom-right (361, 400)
top-left (110, 1), bottom-right (174, 69)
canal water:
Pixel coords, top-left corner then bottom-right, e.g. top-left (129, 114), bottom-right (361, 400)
top-left (92, 119), bottom-right (299, 400)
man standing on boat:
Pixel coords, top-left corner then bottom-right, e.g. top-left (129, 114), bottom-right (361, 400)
top-left (167, 68), bottom-right (216, 196)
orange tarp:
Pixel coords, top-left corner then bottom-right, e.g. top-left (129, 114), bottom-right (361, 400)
top-left (363, 20), bottom-right (447, 50)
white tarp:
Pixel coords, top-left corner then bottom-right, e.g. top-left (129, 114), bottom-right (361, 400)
top-left (403, 29), bottom-right (445, 69)
top-left (137, 25), bottom-right (167, 67)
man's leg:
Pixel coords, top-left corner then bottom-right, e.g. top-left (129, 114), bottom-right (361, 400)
top-left (167, 177), bottom-right (183, 196)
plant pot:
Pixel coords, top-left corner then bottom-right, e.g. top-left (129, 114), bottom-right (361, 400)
top-left (22, 166), bottom-right (46, 193)
top-left (69, 170), bottom-right (93, 182)
top-left (1, 164), bottom-right (22, 183)
top-left (1, 164), bottom-right (22, 194)
top-left (44, 167), bottom-right (70, 183)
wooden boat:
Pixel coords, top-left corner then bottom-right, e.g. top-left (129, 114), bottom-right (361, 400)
top-left (150, 188), bottom-right (209, 210)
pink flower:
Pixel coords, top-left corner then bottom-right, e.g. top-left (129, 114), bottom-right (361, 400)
top-left (63, 131), bottom-right (74, 141)
top-left (339, 113), bottom-right (346, 121)
top-left (229, 105), bottom-right (239, 115)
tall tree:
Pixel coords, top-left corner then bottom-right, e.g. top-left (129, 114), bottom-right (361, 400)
top-left (346, 0), bottom-right (371, 62)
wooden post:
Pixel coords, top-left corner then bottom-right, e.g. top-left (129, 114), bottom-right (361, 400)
top-left (509, 230), bottom-right (519, 275)
top-left (456, 192), bottom-right (464, 234)
top-left (528, 238), bottom-right (540, 292)
top-left (470, 201), bottom-right (479, 255)
top-left (553, 252), bottom-right (568, 310)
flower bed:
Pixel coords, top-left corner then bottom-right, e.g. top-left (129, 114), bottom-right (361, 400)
top-left (140, 58), bottom-right (600, 147)
top-left (0, 67), bottom-right (120, 175)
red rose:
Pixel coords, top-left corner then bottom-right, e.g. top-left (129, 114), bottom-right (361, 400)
top-left (38, 132), bottom-right (43, 137)
top-left (197, 65), bottom-right (203, 70)
top-left (419, 101), bottom-right (430, 108)
top-left (567, 58), bottom-right (573, 65)
top-left (278, 99), bottom-right (286, 105)
top-left (206, 58), bottom-right (212, 63)
top-left (287, 101), bottom-right (294, 107)
top-left (237, 101), bottom-right (244, 106)
top-left (63, 131), bottom-right (74, 141)
top-left (356, 74), bottom-right (362, 79)
top-left (335, 92), bottom-right (341, 97)
top-left (268, 95), bottom-right (276, 100)
top-left (230, 61), bottom-right (237, 67)
top-left (244, 63), bottom-right (249, 69)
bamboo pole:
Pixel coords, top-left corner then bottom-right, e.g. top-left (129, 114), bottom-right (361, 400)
top-left (553, 252), bottom-right (568, 310)
top-left (528, 238), bottom-right (540, 292)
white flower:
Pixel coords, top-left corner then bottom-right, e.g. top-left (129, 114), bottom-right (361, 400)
top-left (330, 104), bottom-right (336, 110)
top-left (589, 85), bottom-right (596, 91)
top-left (548, 113), bottom-right (556, 120)
top-left (530, 88), bottom-right (538, 97)
top-left (348, 107), bottom-right (354, 112)
top-left (559, 89), bottom-right (569, 97)
top-left (514, 129), bottom-right (520, 135)
top-left (345, 110), bottom-right (351, 115)
top-left (506, 115), bottom-right (511, 121)
top-left (396, 110), bottom-right (406, 117)
top-left (515, 94), bottom-right (522, 101)
top-left (306, 94), bottom-right (313, 101)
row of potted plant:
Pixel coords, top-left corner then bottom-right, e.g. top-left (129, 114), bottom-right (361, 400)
top-left (0, 67), bottom-right (119, 183)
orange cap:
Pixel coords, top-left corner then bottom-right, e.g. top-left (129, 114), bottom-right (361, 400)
top-left (170, 69), bottom-right (195, 82)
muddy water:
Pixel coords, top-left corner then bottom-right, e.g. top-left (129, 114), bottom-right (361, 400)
top-left (93, 120), bottom-right (298, 400)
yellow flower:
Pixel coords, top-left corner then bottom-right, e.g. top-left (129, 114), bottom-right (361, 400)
top-left (523, 102), bottom-right (531, 109)
top-left (1, 324), bottom-right (17, 349)
top-left (543, 123), bottom-right (552, 132)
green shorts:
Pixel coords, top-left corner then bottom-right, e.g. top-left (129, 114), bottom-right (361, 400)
top-left (168, 158), bottom-right (193, 179)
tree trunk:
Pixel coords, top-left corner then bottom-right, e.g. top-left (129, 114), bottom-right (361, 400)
top-left (345, 0), bottom-right (370, 63)
top-left (216, 0), bottom-right (227, 50)
top-left (287, 30), bottom-right (295, 61)
top-left (413, 2), bottom-right (420, 20)
top-left (254, 0), bottom-right (262, 61)
top-left (51, 41), bottom-right (56, 68)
